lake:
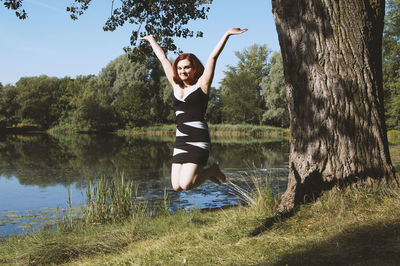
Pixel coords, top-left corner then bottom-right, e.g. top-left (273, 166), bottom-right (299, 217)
top-left (0, 133), bottom-right (290, 237)
top-left (1, 133), bottom-right (399, 238)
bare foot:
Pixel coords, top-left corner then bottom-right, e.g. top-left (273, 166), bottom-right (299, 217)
top-left (209, 176), bottom-right (221, 185)
top-left (212, 163), bottom-right (226, 182)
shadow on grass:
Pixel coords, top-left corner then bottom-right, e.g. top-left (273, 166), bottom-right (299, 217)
top-left (250, 211), bottom-right (295, 237)
top-left (274, 220), bottom-right (400, 266)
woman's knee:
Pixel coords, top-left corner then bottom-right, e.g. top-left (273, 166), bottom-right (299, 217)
top-left (172, 163), bottom-right (199, 191)
top-left (179, 180), bottom-right (193, 191)
top-left (179, 167), bottom-right (198, 190)
top-left (172, 179), bottom-right (184, 191)
top-left (172, 183), bottom-right (182, 191)
top-left (171, 163), bottom-right (182, 191)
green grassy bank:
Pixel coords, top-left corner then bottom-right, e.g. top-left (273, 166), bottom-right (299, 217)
top-left (44, 125), bottom-right (400, 143)
top-left (9, 124), bottom-right (400, 143)
top-left (1, 181), bottom-right (400, 265)
top-left (117, 124), bottom-right (289, 138)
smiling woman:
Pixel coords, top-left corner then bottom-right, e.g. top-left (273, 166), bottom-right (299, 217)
top-left (172, 54), bottom-right (204, 90)
top-left (140, 28), bottom-right (247, 192)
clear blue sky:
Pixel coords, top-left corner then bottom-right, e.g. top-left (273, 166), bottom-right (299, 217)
top-left (0, 0), bottom-right (280, 88)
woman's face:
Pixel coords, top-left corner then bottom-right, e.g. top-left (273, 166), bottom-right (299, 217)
top-left (177, 59), bottom-right (195, 84)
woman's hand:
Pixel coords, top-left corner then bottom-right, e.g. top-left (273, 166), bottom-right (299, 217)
top-left (201, 27), bottom-right (247, 93)
top-left (226, 28), bottom-right (248, 36)
top-left (139, 35), bottom-right (154, 42)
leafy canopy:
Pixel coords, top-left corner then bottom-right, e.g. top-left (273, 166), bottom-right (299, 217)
top-left (262, 52), bottom-right (289, 127)
top-left (383, 0), bottom-right (400, 129)
top-left (2, 0), bottom-right (212, 57)
top-left (220, 44), bottom-right (271, 124)
top-left (1, 0), bottom-right (26, 19)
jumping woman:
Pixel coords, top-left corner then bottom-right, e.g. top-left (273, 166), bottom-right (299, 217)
top-left (140, 28), bottom-right (247, 191)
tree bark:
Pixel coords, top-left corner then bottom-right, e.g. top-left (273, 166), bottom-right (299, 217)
top-left (272, 0), bottom-right (398, 213)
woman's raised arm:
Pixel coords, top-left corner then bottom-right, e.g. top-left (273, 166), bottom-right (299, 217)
top-left (200, 28), bottom-right (248, 93)
top-left (140, 35), bottom-right (175, 86)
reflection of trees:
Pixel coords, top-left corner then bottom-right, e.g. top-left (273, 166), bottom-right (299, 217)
top-left (0, 134), bottom-right (174, 187)
top-left (104, 136), bottom-right (173, 179)
top-left (0, 134), bottom-right (74, 186)
top-left (0, 134), bottom-right (289, 187)
top-left (52, 134), bottom-right (174, 183)
top-left (213, 141), bottom-right (289, 169)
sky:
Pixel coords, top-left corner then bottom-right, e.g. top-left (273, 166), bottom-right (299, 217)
top-left (0, 0), bottom-right (280, 88)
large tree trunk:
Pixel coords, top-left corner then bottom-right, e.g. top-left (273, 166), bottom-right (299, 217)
top-left (272, 0), bottom-right (398, 213)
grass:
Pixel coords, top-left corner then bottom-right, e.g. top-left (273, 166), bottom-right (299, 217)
top-left (63, 173), bottom-right (166, 227)
top-left (84, 175), bottom-right (141, 224)
top-left (117, 124), bottom-right (289, 138)
top-left (1, 177), bottom-right (400, 265)
top-left (209, 124), bottom-right (289, 138)
top-left (388, 129), bottom-right (400, 144)
top-left (118, 126), bottom-right (399, 142)
top-left (47, 123), bottom-right (77, 135)
top-left (116, 124), bottom-right (176, 136)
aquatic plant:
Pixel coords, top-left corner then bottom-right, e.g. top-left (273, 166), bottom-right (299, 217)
top-left (83, 173), bottom-right (147, 224)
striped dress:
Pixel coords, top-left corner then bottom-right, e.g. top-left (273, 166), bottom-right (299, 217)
top-left (172, 80), bottom-right (210, 166)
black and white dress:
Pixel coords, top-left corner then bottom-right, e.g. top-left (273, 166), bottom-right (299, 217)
top-left (172, 79), bottom-right (210, 166)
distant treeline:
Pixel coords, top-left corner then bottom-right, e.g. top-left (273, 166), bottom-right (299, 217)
top-left (0, 37), bottom-right (399, 132)
top-left (0, 44), bottom-right (290, 132)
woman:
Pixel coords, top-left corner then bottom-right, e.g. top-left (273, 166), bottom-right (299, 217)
top-left (140, 28), bottom-right (247, 191)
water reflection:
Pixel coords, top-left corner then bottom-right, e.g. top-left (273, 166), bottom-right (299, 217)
top-left (0, 133), bottom-right (290, 236)
top-left (0, 134), bottom-right (289, 187)
top-left (0, 134), bottom-right (172, 186)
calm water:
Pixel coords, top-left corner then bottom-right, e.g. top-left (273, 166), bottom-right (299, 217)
top-left (0, 133), bottom-right (290, 237)
top-left (1, 134), bottom-right (399, 238)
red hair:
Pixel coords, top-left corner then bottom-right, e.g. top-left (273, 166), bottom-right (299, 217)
top-left (172, 53), bottom-right (204, 88)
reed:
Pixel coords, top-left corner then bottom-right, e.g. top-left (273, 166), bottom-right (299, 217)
top-left (67, 185), bottom-right (73, 227)
top-left (158, 187), bottom-right (169, 216)
top-left (83, 173), bottom-right (147, 224)
top-left (54, 186), bottom-right (76, 231)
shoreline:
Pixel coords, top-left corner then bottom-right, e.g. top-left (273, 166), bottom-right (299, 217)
top-left (2, 125), bottom-right (400, 145)
top-left (116, 124), bottom-right (289, 137)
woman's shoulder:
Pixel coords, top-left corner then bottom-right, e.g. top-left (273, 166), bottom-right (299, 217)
top-left (172, 83), bottom-right (181, 89)
top-left (197, 76), bottom-right (209, 95)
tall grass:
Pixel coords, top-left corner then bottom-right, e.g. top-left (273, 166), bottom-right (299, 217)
top-left (226, 173), bottom-right (278, 216)
top-left (83, 173), bottom-right (148, 224)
